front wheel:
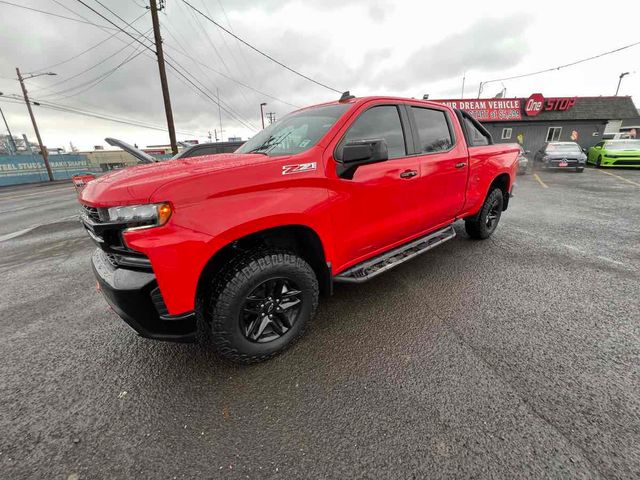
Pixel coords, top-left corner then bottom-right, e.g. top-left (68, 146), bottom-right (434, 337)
top-left (465, 188), bottom-right (504, 240)
top-left (576, 167), bottom-right (584, 173)
top-left (596, 156), bottom-right (602, 168)
top-left (203, 250), bottom-right (319, 364)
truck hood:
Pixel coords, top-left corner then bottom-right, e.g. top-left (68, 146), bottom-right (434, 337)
top-left (79, 153), bottom-right (273, 206)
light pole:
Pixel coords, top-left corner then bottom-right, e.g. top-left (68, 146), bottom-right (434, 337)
top-left (0, 92), bottom-right (18, 154)
top-left (16, 68), bottom-right (56, 181)
top-left (615, 72), bottom-right (630, 96)
top-left (260, 102), bottom-right (267, 129)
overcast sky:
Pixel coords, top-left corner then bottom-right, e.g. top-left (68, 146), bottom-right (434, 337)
top-left (1, 0), bottom-right (639, 151)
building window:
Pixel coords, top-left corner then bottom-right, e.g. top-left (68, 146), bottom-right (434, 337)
top-left (501, 128), bottom-right (512, 140)
top-left (546, 127), bottom-right (562, 142)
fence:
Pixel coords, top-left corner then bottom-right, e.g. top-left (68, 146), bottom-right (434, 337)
top-left (0, 154), bottom-right (99, 186)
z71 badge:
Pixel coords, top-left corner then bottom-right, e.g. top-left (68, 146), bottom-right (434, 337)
top-left (282, 162), bottom-right (317, 175)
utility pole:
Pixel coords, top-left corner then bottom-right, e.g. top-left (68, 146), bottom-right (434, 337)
top-left (0, 103), bottom-right (18, 154)
top-left (615, 72), bottom-right (630, 96)
top-left (150, 0), bottom-right (178, 155)
top-left (216, 88), bottom-right (223, 141)
top-left (461, 72), bottom-right (466, 99)
top-left (16, 67), bottom-right (54, 181)
top-left (260, 102), bottom-right (267, 129)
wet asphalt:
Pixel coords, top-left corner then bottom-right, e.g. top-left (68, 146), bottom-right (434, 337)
top-left (0, 167), bottom-right (638, 479)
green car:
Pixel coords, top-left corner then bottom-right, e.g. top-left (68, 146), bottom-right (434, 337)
top-left (587, 140), bottom-right (640, 168)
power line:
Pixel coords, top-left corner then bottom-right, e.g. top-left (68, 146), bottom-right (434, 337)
top-left (47, 47), bottom-right (147, 100)
top-left (0, 1), bottom-right (119, 31)
top-left (214, 0), bottom-right (256, 79)
top-left (74, 0), bottom-right (257, 130)
top-left (162, 39), bottom-right (299, 108)
top-left (0, 94), bottom-right (206, 137)
top-left (178, 0), bottom-right (253, 111)
top-left (181, 0), bottom-right (342, 94)
top-left (31, 10), bottom-right (149, 74)
top-left (478, 38), bottom-right (640, 96)
top-left (73, 0), bottom-right (157, 54)
top-left (38, 28), bottom-right (153, 97)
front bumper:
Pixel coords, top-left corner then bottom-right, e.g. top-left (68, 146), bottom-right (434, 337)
top-left (91, 248), bottom-right (196, 343)
top-left (541, 159), bottom-right (585, 169)
top-left (600, 157), bottom-right (640, 167)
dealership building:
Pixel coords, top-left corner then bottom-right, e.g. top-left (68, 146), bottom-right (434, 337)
top-left (433, 94), bottom-right (640, 153)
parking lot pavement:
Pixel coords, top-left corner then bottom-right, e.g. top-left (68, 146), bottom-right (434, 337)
top-left (0, 182), bottom-right (79, 238)
top-left (1, 169), bottom-right (638, 479)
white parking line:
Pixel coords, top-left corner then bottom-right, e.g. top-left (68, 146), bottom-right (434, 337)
top-left (0, 215), bottom-right (78, 243)
top-left (596, 169), bottom-right (640, 187)
top-left (0, 185), bottom-right (74, 201)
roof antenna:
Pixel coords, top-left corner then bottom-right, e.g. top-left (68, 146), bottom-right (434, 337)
top-left (339, 91), bottom-right (355, 102)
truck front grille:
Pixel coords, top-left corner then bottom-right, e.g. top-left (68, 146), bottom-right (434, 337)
top-left (81, 204), bottom-right (102, 223)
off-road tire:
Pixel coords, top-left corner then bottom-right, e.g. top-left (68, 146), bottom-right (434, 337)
top-left (203, 250), bottom-right (318, 364)
top-left (465, 188), bottom-right (504, 240)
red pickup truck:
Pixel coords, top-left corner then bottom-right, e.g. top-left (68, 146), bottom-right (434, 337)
top-left (79, 94), bottom-right (518, 363)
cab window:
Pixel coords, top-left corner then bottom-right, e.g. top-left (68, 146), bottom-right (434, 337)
top-left (411, 107), bottom-right (453, 153)
top-left (342, 105), bottom-right (407, 159)
top-left (463, 117), bottom-right (490, 146)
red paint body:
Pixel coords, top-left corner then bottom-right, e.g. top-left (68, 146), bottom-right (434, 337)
top-left (80, 97), bottom-right (519, 315)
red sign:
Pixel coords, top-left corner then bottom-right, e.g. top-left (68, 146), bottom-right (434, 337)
top-left (524, 93), bottom-right (576, 116)
top-left (433, 99), bottom-right (522, 122)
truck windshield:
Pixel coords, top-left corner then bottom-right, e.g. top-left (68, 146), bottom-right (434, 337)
top-left (236, 104), bottom-right (350, 157)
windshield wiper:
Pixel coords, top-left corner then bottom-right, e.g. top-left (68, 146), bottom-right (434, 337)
top-left (245, 131), bottom-right (292, 155)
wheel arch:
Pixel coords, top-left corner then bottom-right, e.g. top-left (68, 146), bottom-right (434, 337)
top-left (488, 172), bottom-right (511, 211)
top-left (195, 224), bottom-right (331, 313)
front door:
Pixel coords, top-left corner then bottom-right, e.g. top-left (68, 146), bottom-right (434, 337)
top-left (327, 104), bottom-right (423, 269)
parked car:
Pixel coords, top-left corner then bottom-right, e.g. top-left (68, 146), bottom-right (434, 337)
top-left (173, 141), bottom-right (245, 159)
top-left (517, 146), bottom-right (529, 174)
top-left (587, 139), bottom-right (640, 168)
top-left (78, 94), bottom-right (519, 363)
top-left (533, 142), bottom-right (586, 172)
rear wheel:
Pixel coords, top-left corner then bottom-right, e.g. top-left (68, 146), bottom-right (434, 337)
top-left (465, 188), bottom-right (504, 240)
top-left (203, 250), bottom-right (318, 364)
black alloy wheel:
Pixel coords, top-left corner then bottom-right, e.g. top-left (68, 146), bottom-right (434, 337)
top-left (485, 197), bottom-right (502, 232)
top-left (464, 187), bottom-right (504, 240)
top-left (597, 155), bottom-right (602, 168)
top-left (241, 278), bottom-right (303, 343)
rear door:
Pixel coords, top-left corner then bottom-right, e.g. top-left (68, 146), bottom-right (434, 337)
top-left (327, 103), bottom-right (423, 266)
top-left (408, 105), bottom-right (469, 227)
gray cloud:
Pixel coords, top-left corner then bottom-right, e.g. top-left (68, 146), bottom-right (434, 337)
top-left (371, 15), bottom-right (529, 91)
top-left (0, 1), bottom-right (529, 148)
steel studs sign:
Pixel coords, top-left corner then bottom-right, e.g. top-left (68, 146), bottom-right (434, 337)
top-left (434, 99), bottom-right (522, 122)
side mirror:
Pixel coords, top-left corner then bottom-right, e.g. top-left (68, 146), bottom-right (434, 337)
top-left (582, 148), bottom-right (587, 153)
top-left (524, 150), bottom-right (530, 154)
top-left (595, 145), bottom-right (601, 150)
top-left (336, 139), bottom-right (388, 179)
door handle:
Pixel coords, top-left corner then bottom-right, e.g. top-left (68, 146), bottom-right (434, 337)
top-left (400, 169), bottom-right (418, 179)
top-left (455, 162), bottom-right (467, 168)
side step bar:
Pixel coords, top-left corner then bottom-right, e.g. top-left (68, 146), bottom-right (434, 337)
top-left (334, 225), bottom-right (456, 284)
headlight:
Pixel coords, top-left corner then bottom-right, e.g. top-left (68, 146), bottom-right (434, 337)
top-left (107, 202), bottom-right (172, 230)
